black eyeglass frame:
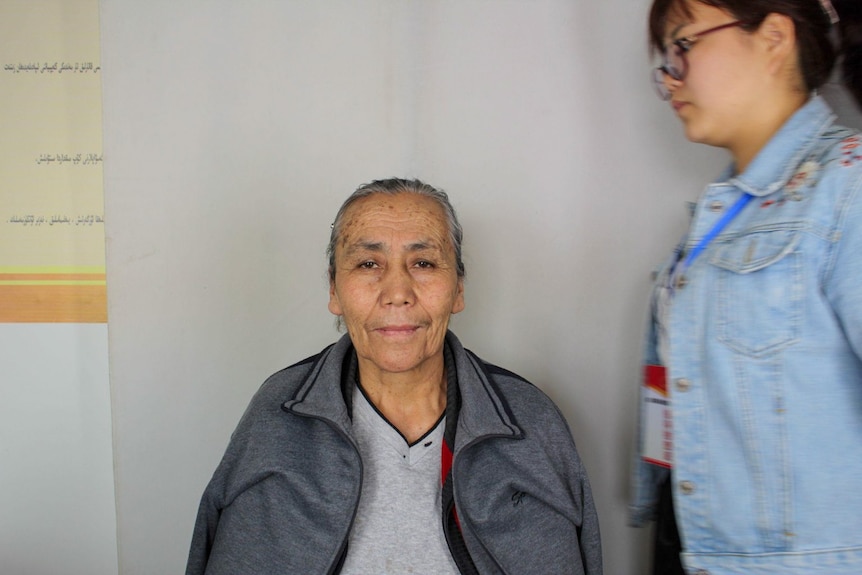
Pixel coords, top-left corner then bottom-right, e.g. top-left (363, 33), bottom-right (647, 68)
top-left (653, 20), bottom-right (746, 100)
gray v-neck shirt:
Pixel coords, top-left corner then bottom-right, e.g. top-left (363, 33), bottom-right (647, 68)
top-left (339, 384), bottom-right (458, 575)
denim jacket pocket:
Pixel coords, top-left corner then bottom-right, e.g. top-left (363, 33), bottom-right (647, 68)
top-left (710, 229), bottom-right (803, 357)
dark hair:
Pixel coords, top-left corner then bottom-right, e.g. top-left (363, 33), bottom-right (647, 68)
top-left (326, 178), bottom-right (465, 283)
top-left (648, 0), bottom-right (836, 93)
top-left (834, 0), bottom-right (862, 107)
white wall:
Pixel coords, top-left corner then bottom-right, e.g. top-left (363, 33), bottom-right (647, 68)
top-left (0, 325), bottom-right (117, 575)
top-left (99, 2), bottom-right (862, 574)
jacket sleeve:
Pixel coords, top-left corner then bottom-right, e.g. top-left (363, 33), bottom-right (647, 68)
top-left (185, 470), bottom-right (226, 575)
top-left (576, 461), bottom-right (604, 575)
top-left (629, 285), bottom-right (670, 527)
top-left (823, 166), bottom-right (862, 363)
top-left (536, 398), bottom-right (604, 574)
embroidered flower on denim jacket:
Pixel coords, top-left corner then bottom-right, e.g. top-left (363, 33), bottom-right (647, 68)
top-left (763, 160), bottom-right (819, 207)
top-left (840, 136), bottom-right (862, 167)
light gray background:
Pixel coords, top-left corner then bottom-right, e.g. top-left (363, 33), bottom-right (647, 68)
top-left (99, 1), bottom-right (862, 574)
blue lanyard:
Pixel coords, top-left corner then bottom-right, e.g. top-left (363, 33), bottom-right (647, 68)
top-left (681, 192), bottom-right (753, 269)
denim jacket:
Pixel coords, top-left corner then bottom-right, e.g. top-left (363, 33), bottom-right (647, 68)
top-left (631, 96), bottom-right (862, 574)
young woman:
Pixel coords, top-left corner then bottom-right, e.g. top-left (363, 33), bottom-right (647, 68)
top-left (630, 1), bottom-right (862, 574)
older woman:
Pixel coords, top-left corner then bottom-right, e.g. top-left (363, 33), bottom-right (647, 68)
top-left (187, 178), bottom-right (602, 575)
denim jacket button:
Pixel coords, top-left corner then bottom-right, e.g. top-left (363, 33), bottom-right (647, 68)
top-left (709, 200), bottom-right (724, 212)
top-left (675, 378), bottom-right (691, 392)
top-left (674, 274), bottom-right (688, 290)
top-left (680, 480), bottom-right (696, 494)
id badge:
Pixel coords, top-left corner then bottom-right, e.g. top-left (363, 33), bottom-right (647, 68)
top-left (641, 364), bottom-right (672, 468)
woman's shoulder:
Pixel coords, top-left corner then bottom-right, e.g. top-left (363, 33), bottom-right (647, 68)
top-left (821, 126), bottom-right (862, 170)
top-left (812, 125), bottom-right (862, 208)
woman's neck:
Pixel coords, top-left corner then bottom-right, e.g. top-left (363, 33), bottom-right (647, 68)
top-left (357, 358), bottom-right (447, 443)
top-left (730, 91), bottom-right (809, 174)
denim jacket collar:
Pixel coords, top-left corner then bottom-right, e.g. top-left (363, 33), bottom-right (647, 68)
top-left (719, 95), bottom-right (836, 197)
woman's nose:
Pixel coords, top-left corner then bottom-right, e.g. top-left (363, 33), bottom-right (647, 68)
top-left (380, 265), bottom-right (415, 306)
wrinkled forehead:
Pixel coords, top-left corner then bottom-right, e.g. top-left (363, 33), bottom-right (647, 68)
top-left (338, 192), bottom-right (451, 248)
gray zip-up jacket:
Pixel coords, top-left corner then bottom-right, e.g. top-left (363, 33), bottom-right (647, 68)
top-left (186, 331), bottom-right (602, 574)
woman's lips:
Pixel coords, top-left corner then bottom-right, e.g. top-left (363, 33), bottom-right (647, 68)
top-left (375, 325), bottom-right (420, 336)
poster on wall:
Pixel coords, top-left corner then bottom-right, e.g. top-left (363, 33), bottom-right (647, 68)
top-left (0, 0), bottom-right (105, 323)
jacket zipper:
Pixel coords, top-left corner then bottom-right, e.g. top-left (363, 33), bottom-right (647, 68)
top-left (286, 407), bottom-right (363, 575)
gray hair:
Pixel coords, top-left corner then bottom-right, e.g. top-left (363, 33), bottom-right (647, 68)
top-left (326, 178), bottom-right (465, 282)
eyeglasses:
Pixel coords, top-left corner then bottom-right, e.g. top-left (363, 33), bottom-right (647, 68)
top-left (653, 20), bottom-right (745, 100)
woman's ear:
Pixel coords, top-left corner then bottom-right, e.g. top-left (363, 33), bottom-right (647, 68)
top-left (757, 12), bottom-right (798, 75)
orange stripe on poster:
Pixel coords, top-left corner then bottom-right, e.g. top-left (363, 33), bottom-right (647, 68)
top-left (0, 273), bottom-right (106, 283)
top-left (0, 284), bottom-right (107, 323)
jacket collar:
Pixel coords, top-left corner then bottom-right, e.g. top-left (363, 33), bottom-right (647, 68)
top-left (282, 335), bottom-right (354, 433)
top-left (283, 331), bottom-right (522, 448)
top-left (449, 335), bottom-right (524, 452)
top-left (718, 95), bottom-right (836, 197)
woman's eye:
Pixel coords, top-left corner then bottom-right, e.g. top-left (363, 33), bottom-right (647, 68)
top-left (676, 38), bottom-right (692, 52)
top-left (415, 260), bottom-right (434, 269)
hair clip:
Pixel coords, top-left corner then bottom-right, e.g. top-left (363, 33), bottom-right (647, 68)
top-left (820, 0), bottom-right (840, 25)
